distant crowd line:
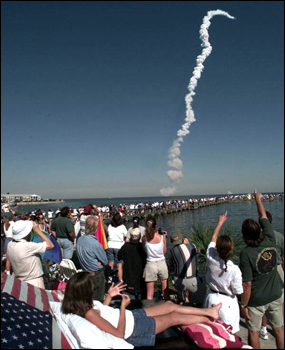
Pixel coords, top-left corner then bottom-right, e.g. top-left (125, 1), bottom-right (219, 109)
top-left (1, 192), bottom-right (283, 219)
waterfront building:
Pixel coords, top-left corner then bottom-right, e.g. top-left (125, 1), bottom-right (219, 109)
top-left (1, 193), bottom-right (41, 203)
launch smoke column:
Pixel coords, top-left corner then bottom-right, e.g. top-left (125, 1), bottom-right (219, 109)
top-left (160, 10), bottom-right (235, 196)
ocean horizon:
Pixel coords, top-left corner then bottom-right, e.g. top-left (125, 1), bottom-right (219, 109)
top-left (14, 193), bottom-right (284, 237)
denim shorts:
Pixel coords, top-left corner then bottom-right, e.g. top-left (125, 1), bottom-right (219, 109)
top-left (125, 309), bottom-right (156, 347)
top-left (106, 248), bottom-right (123, 264)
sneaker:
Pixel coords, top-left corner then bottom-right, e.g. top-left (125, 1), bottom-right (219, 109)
top-left (260, 327), bottom-right (268, 340)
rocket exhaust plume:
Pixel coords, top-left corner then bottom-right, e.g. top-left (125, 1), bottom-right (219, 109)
top-left (160, 10), bottom-right (235, 197)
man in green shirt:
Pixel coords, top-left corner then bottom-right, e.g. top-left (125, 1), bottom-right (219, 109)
top-left (239, 190), bottom-right (283, 349)
top-left (51, 206), bottom-right (75, 259)
top-left (259, 211), bottom-right (284, 341)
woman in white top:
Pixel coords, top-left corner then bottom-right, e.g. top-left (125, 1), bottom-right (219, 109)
top-left (3, 212), bottom-right (15, 275)
top-left (62, 272), bottom-right (222, 348)
top-left (107, 212), bottom-right (128, 281)
top-left (142, 217), bottom-right (169, 300)
top-left (204, 212), bottom-right (243, 333)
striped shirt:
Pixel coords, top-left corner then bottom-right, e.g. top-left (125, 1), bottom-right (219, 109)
top-left (170, 243), bottom-right (198, 278)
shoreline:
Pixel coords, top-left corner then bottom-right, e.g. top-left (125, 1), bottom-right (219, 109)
top-left (3, 201), bottom-right (65, 206)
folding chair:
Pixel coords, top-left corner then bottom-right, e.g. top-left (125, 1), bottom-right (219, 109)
top-left (59, 259), bottom-right (82, 281)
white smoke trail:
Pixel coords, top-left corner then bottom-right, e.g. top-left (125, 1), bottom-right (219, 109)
top-left (160, 10), bottom-right (235, 197)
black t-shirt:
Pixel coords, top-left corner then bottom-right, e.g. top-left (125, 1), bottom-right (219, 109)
top-left (118, 241), bottom-right (146, 294)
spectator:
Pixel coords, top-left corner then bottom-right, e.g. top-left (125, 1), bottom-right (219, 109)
top-left (204, 212), bottom-right (243, 333)
top-left (142, 217), bottom-right (169, 301)
top-left (259, 211), bottom-right (284, 341)
top-left (76, 216), bottom-right (108, 302)
top-left (3, 212), bottom-right (15, 275)
top-left (51, 206), bottom-right (75, 259)
top-left (1, 219), bottom-right (6, 272)
top-left (170, 233), bottom-right (206, 306)
top-left (239, 190), bottom-right (284, 349)
top-left (118, 227), bottom-right (147, 300)
top-left (7, 220), bottom-right (54, 288)
top-left (107, 212), bottom-right (128, 282)
top-left (62, 272), bottom-right (222, 348)
top-left (126, 216), bottom-right (146, 242)
top-left (79, 204), bottom-right (100, 236)
top-left (35, 209), bottom-right (50, 233)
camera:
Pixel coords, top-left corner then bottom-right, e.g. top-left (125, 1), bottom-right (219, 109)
top-left (158, 228), bottom-right (164, 235)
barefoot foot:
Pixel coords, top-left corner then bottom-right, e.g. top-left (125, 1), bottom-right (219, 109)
top-left (209, 303), bottom-right (222, 321)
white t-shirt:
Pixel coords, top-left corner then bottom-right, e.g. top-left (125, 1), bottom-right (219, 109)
top-left (80, 215), bottom-right (90, 236)
top-left (7, 240), bottom-right (47, 282)
top-left (107, 224), bottom-right (127, 249)
top-left (206, 241), bottom-right (243, 296)
top-left (4, 221), bottom-right (15, 238)
top-left (93, 300), bottom-right (134, 339)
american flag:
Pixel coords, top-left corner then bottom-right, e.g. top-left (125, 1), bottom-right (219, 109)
top-left (1, 273), bottom-right (71, 349)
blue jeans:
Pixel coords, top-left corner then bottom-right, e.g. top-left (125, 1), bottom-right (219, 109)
top-left (125, 309), bottom-right (156, 347)
top-left (57, 238), bottom-right (74, 259)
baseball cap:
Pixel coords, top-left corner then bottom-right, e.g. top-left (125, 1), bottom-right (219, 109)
top-left (171, 233), bottom-right (183, 246)
top-left (84, 205), bottom-right (92, 214)
top-left (130, 228), bottom-right (141, 240)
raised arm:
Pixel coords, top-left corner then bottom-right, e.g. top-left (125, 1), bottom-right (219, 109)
top-left (254, 189), bottom-right (267, 219)
top-left (211, 212), bottom-right (228, 243)
top-left (103, 281), bottom-right (127, 306)
top-left (32, 222), bottom-right (54, 250)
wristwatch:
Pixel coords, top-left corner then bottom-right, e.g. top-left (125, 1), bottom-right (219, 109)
top-left (240, 304), bottom-right (248, 309)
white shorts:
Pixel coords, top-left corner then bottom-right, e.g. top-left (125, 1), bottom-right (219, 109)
top-left (204, 290), bottom-right (240, 333)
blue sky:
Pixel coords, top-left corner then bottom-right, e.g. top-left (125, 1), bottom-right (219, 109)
top-left (1, 1), bottom-right (284, 199)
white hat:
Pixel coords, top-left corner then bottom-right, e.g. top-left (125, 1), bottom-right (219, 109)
top-left (130, 228), bottom-right (141, 240)
top-left (12, 220), bottom-right (33, 240)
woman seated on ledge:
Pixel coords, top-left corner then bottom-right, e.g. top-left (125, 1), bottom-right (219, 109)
top-left (62, 272), bottom-right (222, 348)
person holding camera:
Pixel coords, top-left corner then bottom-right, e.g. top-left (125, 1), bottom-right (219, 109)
top-left (142, 217), bottom-right (169, 301)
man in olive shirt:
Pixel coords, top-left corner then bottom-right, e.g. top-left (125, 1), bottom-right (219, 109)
top-left (239, 190), bottom-right (283, 349)
top-left (51, 206), bottom-right (75, 259)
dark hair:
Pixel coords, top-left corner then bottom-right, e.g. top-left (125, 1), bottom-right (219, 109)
top-left (111, 212), bottom-right (122, 228)
top-left (30, 215), bottom-right (38, 222)
top-left (61, 272), bottom-right (93, 317)
top-left (132, 216), bottom-right (140, 229)
top-left (242, 219), bottom-right (264, 247)
top-left (216, 235), bottom-right (234, 272)
top-left (61, 207), bottom-right (70, 217)
top-left (35, 209), bottom-right (42, 216)
top-left (145, 217), bottom-right (157, 242)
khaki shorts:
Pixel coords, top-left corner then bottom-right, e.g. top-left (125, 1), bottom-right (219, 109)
top-left (277, 264), bottom-right (284, 292)
top-left (247, 294), bottom-right (284, 331)
top-left (143, 259), bottom-right (169, 282)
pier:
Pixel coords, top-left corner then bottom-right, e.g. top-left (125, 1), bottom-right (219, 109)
top-left (105, 198), bottom-right (227, 224)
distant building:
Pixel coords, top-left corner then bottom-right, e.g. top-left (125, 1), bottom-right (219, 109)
top-left (1, 194), bottom-right (41, 202)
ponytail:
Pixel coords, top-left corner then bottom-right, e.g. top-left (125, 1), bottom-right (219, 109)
top-left (145, 217), bottom-right (157, 242)
top-left (216, 235), bottom-right (234, 273)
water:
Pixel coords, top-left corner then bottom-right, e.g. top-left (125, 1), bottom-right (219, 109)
top-left (16, 195), bottom-right (284, 236)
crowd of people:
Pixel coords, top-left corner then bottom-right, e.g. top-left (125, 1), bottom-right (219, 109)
top-left (1, 190), bottom-right (284, 349)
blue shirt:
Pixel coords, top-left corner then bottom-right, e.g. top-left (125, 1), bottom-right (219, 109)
top-left (76, 234), bottom-right (108, 272)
